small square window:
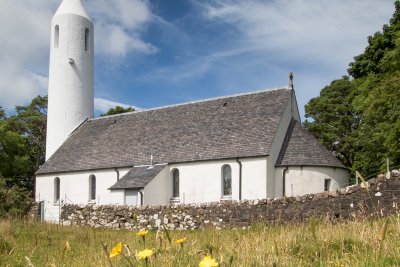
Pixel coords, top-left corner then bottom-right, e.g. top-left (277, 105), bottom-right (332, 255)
top-left (324, 179), bottom-right (331, 192)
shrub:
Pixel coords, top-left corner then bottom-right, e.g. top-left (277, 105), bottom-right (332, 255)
top-left (0, 177), bottom-right (33, 218)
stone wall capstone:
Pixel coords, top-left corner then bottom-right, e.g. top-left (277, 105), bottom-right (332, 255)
top-left (61, 173), bottom-right (400, 230)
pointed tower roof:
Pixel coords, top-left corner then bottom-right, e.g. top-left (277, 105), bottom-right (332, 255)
top-left (55, 0), bottom-right (91, 20)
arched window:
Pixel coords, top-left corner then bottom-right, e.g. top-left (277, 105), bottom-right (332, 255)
top-left (172, 169), bottom-right (179, 198)
top-left (54, 177), bottom-right (60, 202)
top-left (89, 174), bottom-right (96, 201)
top-left (54, 25), bottom-right (59, 48)
top-left (84, 28), bottom-right (89, 51)
top-left (222, 165), bottom-right (232, 197)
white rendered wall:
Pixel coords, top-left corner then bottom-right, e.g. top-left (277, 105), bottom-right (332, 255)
top-left (143, 166), bottom-right (170, 206)
top-left (278, 166), bottom-right (350, 197)
top-left (240, 157), bottom-right (268, 200)
top-left (110, 190), bottom-right (125, 205)
top-left (167, 159), bottom-right (240, 204)
top-left (36, 167), bottom-right (130, 222)
top-left (145, 157), bottom-right (268, 205)
top-left (46, 8), bottom-right (94, 159)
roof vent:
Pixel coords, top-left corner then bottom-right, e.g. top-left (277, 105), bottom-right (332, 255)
top-left (147, 154), bottom-right (155, 170)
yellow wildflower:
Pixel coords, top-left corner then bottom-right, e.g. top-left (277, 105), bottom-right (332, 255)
top-left (136, 230), bottom-right (149, 237)
top-left (137, 249), bottom-right (154, 260)
top-left (199, 255), bottom-right (218, 267)
top-left (109, 242), bottom-right (122, 258)
top-left (175, 237), bottom-right (187, 245)
top-left (64, 241), bottom-right (71, 251)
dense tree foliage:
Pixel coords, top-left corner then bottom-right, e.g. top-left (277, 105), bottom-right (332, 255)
top-left (8, 96), bottom-right (47, 189)
top-left (304, 77), bottom-right (358, 168)
top-left (0, 120), bottom-right (31, 188)
top-left (100, 106), bottom-right (135, 117)
top-left (0, 178), bottom-right (33, 217)
top-left (0, 96), bottom-right (47, 217)
top-left (305, 1), bottom-right (400, 178)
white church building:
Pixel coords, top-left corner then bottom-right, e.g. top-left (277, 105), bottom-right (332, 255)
top-left (36, 0), bottom-right (349, 222)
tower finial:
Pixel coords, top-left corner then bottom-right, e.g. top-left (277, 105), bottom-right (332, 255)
top-left (55, 0), bottom-right (91, 20)
top-left (289, 72), bottom-right (294, 90)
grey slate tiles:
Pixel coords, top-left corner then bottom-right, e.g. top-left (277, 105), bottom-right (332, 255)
top-left (38, 88), bottom-right (292, 174)
top-left (109, 165), bottom-right (166, 189)
top-left (276, 119), bottom-right (345, 168)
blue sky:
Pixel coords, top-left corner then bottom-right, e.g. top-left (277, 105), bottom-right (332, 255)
top-left (0, 0), bottom-right (395, 119)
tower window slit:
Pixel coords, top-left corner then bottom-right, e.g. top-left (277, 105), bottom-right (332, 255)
top-left (84, 28), bottom-right (89, 51)
top-left (54, 25), bottom-right (59, 48)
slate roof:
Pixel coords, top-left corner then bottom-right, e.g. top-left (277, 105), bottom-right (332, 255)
top-left (276, 119), bottom-right (346, 168)
top-left (37, 88), bottom-right (292, 174)
top-left (109, 165), bottom-right (166, 189)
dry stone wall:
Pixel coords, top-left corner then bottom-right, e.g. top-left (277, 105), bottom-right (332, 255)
top-left (61, 173), bottom-right (400, 230)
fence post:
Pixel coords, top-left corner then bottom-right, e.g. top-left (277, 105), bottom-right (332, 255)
top-left (39, 201), bottom-right (45, 222)
top-left (58, 198), bottom-right (61, 224)
top-left (386, 158), bottom-right (391, 179)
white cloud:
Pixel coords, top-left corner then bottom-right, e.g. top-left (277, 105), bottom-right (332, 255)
top-left (86, 0), bottom-right (157, 57)
top-left (195, 0), bottom-right (394, 68)
top-left (0, 1), bottom-right (55, 109)
top-left (0, 0), bottom-right (156, 110)
top-left (94, 97), bottom-right (139, 113)
top-left (96, 23), bottom-right (157, 57)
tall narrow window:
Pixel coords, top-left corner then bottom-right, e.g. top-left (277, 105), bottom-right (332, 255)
top-left (324, 179), bottom-right (331, 192)
top-left (54, 25), bottom-right (59, 48)
top-left (89, 174), bottom-right (96, 201)
top-left (54, 177), bottom-right (60, 202)
top-left (222, 165), bottom-right (232, 197)
top-left (84, 28), bottom-right (89, 51)
top-left (172, 169), bottom-right (179, 198)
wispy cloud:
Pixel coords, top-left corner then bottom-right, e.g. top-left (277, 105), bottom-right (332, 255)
top-left (87, 0), bottom-right (157, 57)
top-left (136, 48), bottom-right (249, 84)
top-left (195, 0), bottom-right (393, 68)
top-left (131, 0), bottom-right (393, 92)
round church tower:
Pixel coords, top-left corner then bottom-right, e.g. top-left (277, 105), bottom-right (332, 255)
top-left (46, 0), bottom-right (94, 160)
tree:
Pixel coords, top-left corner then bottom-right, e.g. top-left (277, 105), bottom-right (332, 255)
top-left (100, 106), bottom-right (135, 117)
top-left (7, 96), bottom-right (47, 190)
top-left (305, 1), bottom-right (400, 178)
top-left (350, 72), bottom-right (400, 176)
top-left (0, 106), bottom-right (5, 120)
top-left (304, 77), bottom-right (358, 167)
top-left (0, 120), bottom-right (31, 188)
top-left (348, 1), bottom-right (400, 78)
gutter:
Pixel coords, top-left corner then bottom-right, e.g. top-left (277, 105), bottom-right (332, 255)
top-left (282, 166), bottom-right (289, 196)
top-left (236, 158), bottom-right (242, 200)
top-left (139, 189), bottom-right (144, 206)
top-left (115, 168), bottom-right (120, 181)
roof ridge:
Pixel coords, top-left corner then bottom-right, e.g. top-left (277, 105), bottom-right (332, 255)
top-left (90, 86), bottom-right (290, 121)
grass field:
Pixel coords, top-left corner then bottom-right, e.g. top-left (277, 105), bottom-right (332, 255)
top-left (1, 216), bottom-right (400, 266)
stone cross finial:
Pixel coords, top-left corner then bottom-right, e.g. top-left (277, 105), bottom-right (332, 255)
top-left (289, 72), bottom-right (294, 90)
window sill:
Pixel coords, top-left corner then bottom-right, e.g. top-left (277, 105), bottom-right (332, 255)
top-left (220, 196), bottom-right (232, 202)
top-left (53, 201), bottom-right (61, 206)
top-left (88, 200), bottom-right (96, 205)
top-left (170, 197), bottom-right (180, 204)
